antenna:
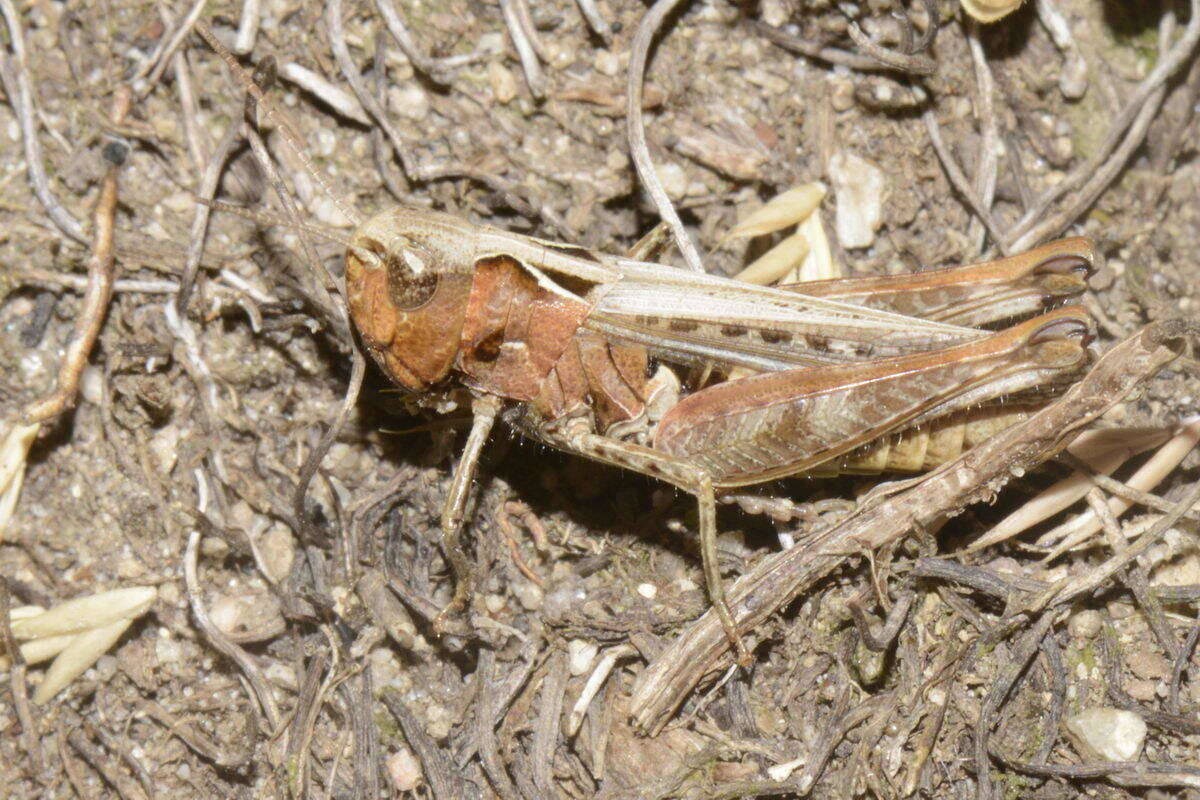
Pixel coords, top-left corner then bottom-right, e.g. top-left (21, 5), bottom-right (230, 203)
top-left (194, 22), bottom-right (364, 229)
top-left (195, 197), bottom-right (353, 248)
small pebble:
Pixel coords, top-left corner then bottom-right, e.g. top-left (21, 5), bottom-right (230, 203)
top-left (389, 83), bottom-right (429, 121)
top-left (1067, 609), bottom-right (1102, 639)
top-left (1126, 650), bottom-right (1170, 681)
top-left (79, 366), bottom-right (104, 406)
top-left (636, 583), bottom-right (658, 599)
top-left (259, 524), bottom-right (295, 584)
top-left (1060, 57), bottom-right (1089, 99)
top-left (828, 150), bottom-right (885, 249)
top-left (312, 197), bottom-right (353, 229)
top-left (1064, 708), bottom-right (1146, 761)
top-left (655, 162), bottom-right (689, 201)
top-left (1107, 600), bottom-right (1135, 619)
top-left (567, 639), bottom-right (599, 675)
top-left (829, 77), bottom-right (855, 111)
top-left (513, 581), bottom-right (543, 611)
top-left (488, 61), bottom-right (518, 103)
top-left (760, 0), bottom-right (789, 27)
top-left (386, 748), bottom-right (423, 792)
top-left (594, 50), bottom-right (620, 77)
top-left (1125, 678), bottom-right (1158, 703)
top-left (155, 634), bottom-right (182, 665)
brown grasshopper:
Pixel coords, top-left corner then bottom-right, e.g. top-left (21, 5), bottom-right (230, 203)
top-left (197, 25), bottom-right (1096, 663)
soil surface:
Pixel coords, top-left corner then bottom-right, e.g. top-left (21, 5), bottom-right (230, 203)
top-left (2, 1), bottom-right (1199, 798)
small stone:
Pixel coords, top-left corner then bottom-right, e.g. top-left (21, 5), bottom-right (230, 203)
top-left (636, 583), bottom-right (658, 599)
top-left (155, 634), bottom-right (182, 665)
top-left (209, 591), bottom-right (283, 640)
top-left (1125, 678), bottom-right (1158, 703)
top-left (1050, 135), bottom-right (1073, 166)
top-left (655, 162), bottom-right (689, 201)
top-left (1107, 600), bottom-right (1135, 619)
top-left (1059, 56), bottom-right (1088, 100)
top-left (386, 748), bottom-right (423, 792)
top-left (424, 703), bottom-right (453, 740)
top-left (1152, 552), bottom-right (1200, 587)
top-left (1067, 609), bottom-right (1102, 639)
top-left (259, 524), bottom-right (295, 584)
top-left (1126, 649), bottom-right (1171, 681)
top-left (158, 583), bottom-right (180, 605)
top-left (1064, 708), bottom-right (1146, 762)
top-left (368, 648), bottom-right (402, 689)
top-left (92, 655), bottom-right (118, 681)
top-left (829, 77), bottom-right (855, 112)
top-left (315, 129), bottom-right (337, 158)
top-left (543, 40), bottom-right (576, 71)
top-left (265, 662), bottom-right (297, 690)
top-left (488, 61), bottom-right (518, 103)
top-left (312, 197), bottom-right (353, 229)
top-left (513, 581), bottom-right (543, 611)
top-left (79, 366), bottom-right (104, 405)
top-left (389, 83), bottom-right (429, 121)
top-left (478, 32), bottom-right (506, 55)
top-left (567, 639), bottom-right (599, 675)
top-left (760, 0), bottom-right (789, 26)
top-left (161, 190), bottom-right (195, 214)
top-left (828, 150), bottom-right (885, 249)
top-left (594, 50), bottom-right (620, 77)
top-left (542, 581), bottom-right (585, 621)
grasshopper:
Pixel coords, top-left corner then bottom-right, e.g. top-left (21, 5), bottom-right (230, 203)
top-left (197, 24), bottom-right (1095, 663)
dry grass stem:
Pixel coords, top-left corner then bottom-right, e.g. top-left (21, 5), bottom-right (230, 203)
top-left (965, 425), bottom-right (1174, 552)
top-left (627, 0), bottom-right (706, 273)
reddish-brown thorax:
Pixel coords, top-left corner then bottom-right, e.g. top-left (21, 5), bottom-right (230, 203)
top-left (352, 250), bottom-right (650, 430)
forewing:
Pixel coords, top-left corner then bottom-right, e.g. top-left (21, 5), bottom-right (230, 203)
top-left (583, 259), bottom-right (988, 372)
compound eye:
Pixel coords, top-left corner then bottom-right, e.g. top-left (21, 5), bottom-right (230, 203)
top-left (1035, 254), bottom-right (1095, 280)
top-left (362, 237), bottom-right (440, 310)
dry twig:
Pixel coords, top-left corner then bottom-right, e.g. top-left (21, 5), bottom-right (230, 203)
top-left (0, 0), bottom-right (87, 243)
top-left (21, 88), bottom-right (130, 424)
top-left (372, 0), bottom-right (480, 83)
top-left (627, 0), bottom-right (706, 274)
top-left (499, 0), bottom-right (546, 99)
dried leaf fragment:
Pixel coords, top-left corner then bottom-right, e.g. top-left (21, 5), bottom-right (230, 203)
top-left (0, 421), bottom-right (39, 539)
top-left (734, 231), bottom-right (810, 285)
top-left (10, 586), bottom-right (157, 639)
top-left (789, 208), bottom-right (838, 282)
top-left (4, 586), bottom-right (158, 703)
top-left (721, 183), bottom-right (826, 243)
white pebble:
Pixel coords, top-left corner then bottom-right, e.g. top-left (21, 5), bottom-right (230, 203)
top-left (79, 365), bottom-right (104, 406)
top-left (594, 50), bottom-right (620, 77)
top-left (312, 197), bottom-right (353, 229)
top-left (829, 150), bottom-right (885, 249)
top-left (567, 639), bottom-right (599, 675)
top-left (386, 748), bottom-right (423, 792)
top-left (1065, 708), bottom-right (1146, 762)
top-left (655, 162), bottom-right (689, 201)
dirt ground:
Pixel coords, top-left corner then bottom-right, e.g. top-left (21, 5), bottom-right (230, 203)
top-left (2, 0), bottom-right (1200, 798)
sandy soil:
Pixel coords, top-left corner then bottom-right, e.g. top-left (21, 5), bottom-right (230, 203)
top-left (2, 0), bottom-right (1199, 798)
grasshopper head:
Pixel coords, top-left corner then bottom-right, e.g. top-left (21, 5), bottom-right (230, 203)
top-left (345, 209), bottom-right (474, 392)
